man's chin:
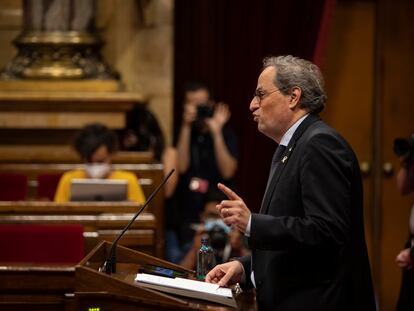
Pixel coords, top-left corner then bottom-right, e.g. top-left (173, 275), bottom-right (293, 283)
top-left (257, 124), bottom-right (273, 140)
top-left (257, 123), bottom-right (265, 133)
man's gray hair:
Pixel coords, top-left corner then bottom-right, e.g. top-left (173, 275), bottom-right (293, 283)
top-left (263, 55), bottom-right (327, 114)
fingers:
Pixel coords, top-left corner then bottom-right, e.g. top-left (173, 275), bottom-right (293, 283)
top-left (396, 250), bottom-right (412, 269)
top-left (222, 213), bottom-right (236, 226)
top-left (217, 183), bottom-right (242, 201)
top-left (206, 262), bottom-right (243, 288)
top-left (205, 266), bottom-right (225, 284)
top-left (210, 103), bottom-right (230, 127)
top-left (216, 201), bottom-right (237, 221)
top-left (205, 266), bottom-right (231, 287)
top-left (217, 269), bottom-right (235, 286)
top-left (215, 103), bottom-right (230, 118)
top-left (205, 269), bottom-right (214, 283)
top-left (215, 206), bottom-right (246, 232)
top-left (216, 183), bottom-right (249, 233)
top-left (222, 215), bottom-right (246, 233)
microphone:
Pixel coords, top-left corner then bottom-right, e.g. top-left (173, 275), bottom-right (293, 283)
top-left (101, 169), bottom-right (175, 274)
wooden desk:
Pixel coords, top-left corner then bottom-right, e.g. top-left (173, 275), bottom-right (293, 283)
top-left (0, 264), bottom-right (75, 311)
top-left (0, 263), bottom-right (256, 311)
top-left (0, 201), bottom-right (160, 257)
top-left (0, 163), bottom-right (166, 257)
top-left (74, 242), bottom-right (257, 310)
top-left (0, 146), bottom-right (154, 164)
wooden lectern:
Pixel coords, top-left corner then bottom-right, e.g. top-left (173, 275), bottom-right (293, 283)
top-left (75, 241), bottom-right (242, 310)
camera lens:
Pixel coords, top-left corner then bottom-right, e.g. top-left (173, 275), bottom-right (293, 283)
top-left (197, 105), bottom-right (214, 119)
top-left (208, 225), bottom-right (228, 251)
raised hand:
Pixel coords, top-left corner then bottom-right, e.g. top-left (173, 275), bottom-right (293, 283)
top-left (396, 248), bottom-right (413, 270)
top-left (216, 183), bottom-right (251, 234)
top-left (205, 102), bottom-right (231, 135)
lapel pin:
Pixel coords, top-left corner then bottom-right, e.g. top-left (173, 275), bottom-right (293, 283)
top-left (282, 156), bottom-right (288, 163)
top-left (289, 147), bottom-right (292, 152)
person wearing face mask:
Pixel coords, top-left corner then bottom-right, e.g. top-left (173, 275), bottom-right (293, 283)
top-left (54, 123), bottom-right (146, 203)
top-left (179, 191), bottom-right (249, 270)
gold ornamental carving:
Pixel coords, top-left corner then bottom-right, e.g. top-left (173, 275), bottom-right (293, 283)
top-left (0, 0), bottom-right (118, 80)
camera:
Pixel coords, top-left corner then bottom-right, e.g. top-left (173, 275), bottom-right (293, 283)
top-left (197, 104), bottom-right (214, 119)
top-left (393, 134), bottom-right (414, 160)
top-left (205, 221), bottom-right (229, 264)
top-left (208, 224), bottom-right (228, 251)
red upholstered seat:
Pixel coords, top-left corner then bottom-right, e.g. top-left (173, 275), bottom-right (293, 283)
top-left (0, 224), bottom-right (84, 264)
top-left (0, 173), bottom-right (28, 201)
top-left (37, 173), bottom-right (63, 201)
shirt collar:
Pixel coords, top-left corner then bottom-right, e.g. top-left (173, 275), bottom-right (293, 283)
top-left (279, 113), bottom-right (309, 147)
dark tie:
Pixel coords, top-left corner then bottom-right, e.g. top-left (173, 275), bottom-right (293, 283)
top-left (262, 145), bottom-right (287, 207)
top-left (254, 144), bottom-right (287, 282)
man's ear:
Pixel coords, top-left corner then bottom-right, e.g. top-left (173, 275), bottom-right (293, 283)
top-left (288, 87), bottom-right (302, 109)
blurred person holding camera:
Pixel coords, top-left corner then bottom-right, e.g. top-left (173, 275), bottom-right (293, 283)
top-left (166, 82), bottom-right (238, 264)
top-left (394, 133), bottom-right (414, 311)
top-left (179, 190), bottom-right (250, 270)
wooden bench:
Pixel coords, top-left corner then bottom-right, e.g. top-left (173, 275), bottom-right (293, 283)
top-left (0, 163), bottom-right (166, 258)
top-left (0, 201), bottom-right (159, 258)
top-left (0, 145), bottom-right (154, 163)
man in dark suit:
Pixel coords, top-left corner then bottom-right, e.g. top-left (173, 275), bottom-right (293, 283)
top-left (206, 55), bottom-right (376, 310)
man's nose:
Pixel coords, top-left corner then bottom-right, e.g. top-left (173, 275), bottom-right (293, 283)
top-left (249, 97), bottom-right (259, 111)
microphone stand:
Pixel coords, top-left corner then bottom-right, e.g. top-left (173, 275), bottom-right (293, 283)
top-left (101, 169), bottom-right (175, 274)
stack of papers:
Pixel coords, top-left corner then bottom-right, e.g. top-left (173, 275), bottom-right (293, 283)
top-left (135, 273), bottom-right (237, 308)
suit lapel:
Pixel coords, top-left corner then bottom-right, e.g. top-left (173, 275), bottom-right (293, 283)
top-left (260, 114), bottom-right (321, 214)
top-left (260, 144), bottom-right (290, 214)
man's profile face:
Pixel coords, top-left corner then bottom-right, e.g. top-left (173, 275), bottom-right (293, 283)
top-left (250, 66), bottom-right (292, 142)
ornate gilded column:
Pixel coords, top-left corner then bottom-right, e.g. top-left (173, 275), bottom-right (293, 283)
top-left (0, 0), bottom-right (118, 80)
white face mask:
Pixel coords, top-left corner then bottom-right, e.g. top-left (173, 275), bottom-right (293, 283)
top-left (85, 163), bottom-right (111, 179)
top-left (204, 218), bottom-right (231, 234)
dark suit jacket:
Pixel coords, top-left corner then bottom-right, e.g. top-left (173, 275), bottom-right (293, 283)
top-left (240, 114), bottom-right (376, 311)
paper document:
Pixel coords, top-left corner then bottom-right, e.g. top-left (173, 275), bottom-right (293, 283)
top-left (135, 273), bottom-right (237, 308)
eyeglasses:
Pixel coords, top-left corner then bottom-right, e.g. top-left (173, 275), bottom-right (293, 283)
top-left (253, 88), bottom-right (283, 104)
